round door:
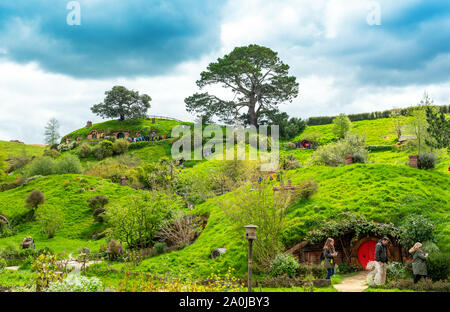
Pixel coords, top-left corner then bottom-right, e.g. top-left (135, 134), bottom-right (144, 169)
top-left (358, 240), bottom-right (377, 268)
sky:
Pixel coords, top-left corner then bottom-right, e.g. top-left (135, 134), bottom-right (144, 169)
top-left (0, 0), bottom-right (449, 144)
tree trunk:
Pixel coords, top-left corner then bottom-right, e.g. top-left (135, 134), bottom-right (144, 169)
top-left (119, 114), bottom-right (125, 121)
top-left (248, 105), bottom-right (258, 128)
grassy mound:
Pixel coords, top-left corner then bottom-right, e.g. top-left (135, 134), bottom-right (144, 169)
top-left (0, 141), bottom-right (45, 158)
top-left (0, 174), bottom-right (144, 253)
top-left (62, 118), bottom-right (192, 142)
top-left (122, 164), bottom-right (449, 278)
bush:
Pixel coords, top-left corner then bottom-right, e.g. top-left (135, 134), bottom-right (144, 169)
top-left (26, 189), bottom-right (45, 210)
top-left (270, 253), bottom-right (299, 278)
top-left (332, 114), bottom-right (352, 138)
top-left (47, 274), bottom-right (103, 292)
top-left (259, 275), bottom-right (304, 288)
top-left (422, 241), bottom-right (440, 254)
top-left (43, 149), bottom-right (61, 159)
top-left (87, 195), bottom-right (109, 222)
top-left (427, 253), bottom-right (450, 282)
top-left (154, 242), bottom-right (167, 255)
top-left (296, 264), bottom-right (327, 279)
top-left (78, 143), bottom-right (92, 158)
top-left (106, 239), bottom-right (123, 261)
top-left (18, 256), bottom-right (34, 270)
top-left (352, 152), bottom-right (367, 164)
top-left (280, 154), bottom-right (300, 170)
top-left (296, 180), bottom-right (319, 200)
top-left (57, 142), bottom-right (78, 152)
top-left (55, 154), bottom-right (82, 174)
top-left (337, 262), bottom-right (358, 274)
top-left (0, 257), bottom-right (6, 272)
top-left (384, 278), bottom-right (450, 292)
top-left (398, 215), bottom-right (435, 250)
top-left (386, 262), bottom-right (411, 282)
top-left (311, 134), bottom-right (367, 167)
top-left (287, 142), bottom-right (296, 149)
top-left (7, 150), bottom-right (32, 172)
top-left (113, 139), bottom-right (129, 155)
top-left (157, 211), bottom-right (202, 249)
top-left (418, 153), bottom-right (437, 169)
top-left (27, 157), bottom-right (56, 176)
top-left (35, 204), bottom-right (64, 238)
top-left (367, 145), bottom-right (394, 152)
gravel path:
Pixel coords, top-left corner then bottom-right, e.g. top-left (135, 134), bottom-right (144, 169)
top-left (333, 271), bottom-right (369, 292)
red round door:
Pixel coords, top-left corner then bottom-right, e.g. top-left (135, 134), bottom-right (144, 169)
top-left (358, 240), bottom-right (377, 268)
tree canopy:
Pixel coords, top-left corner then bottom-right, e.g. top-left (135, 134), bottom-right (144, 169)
top-left (44, 118), bottom-right (60, 146)
top-left (185, 44), bottom-right (299, 127)
top-left (91, 86), bottom-right (152, 121)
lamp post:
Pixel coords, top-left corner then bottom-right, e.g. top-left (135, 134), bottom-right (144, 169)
top-left (244, 224), bottom-right (258, 292)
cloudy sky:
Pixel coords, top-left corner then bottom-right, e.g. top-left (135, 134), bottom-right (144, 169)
top-left (0, 0), bottom-right (449, 144)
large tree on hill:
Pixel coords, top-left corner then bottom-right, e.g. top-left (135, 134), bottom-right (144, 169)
top-left (185, 44), bottom-right (299, 127)
top-left (91, 86), bottom-right (152, 121)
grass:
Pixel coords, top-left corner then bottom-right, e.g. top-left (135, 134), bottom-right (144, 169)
top-left (62, 118), bottom-right (193, 142)
top-left (292, 117), bottom-right (415, 146)
top-left (0, 140), bottom-right (46, 158)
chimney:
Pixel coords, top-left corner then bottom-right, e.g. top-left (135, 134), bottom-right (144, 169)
top-left (86, 121), bottom-right (92, 128)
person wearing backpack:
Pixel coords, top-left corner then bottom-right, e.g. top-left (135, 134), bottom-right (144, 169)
top-left (323, 238), bottom-right (338, 279)
top-left (409, 242), bottom-right (428, 283)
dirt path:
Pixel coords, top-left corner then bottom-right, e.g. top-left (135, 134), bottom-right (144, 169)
top-left (333, 271), bottom-right (369, 292)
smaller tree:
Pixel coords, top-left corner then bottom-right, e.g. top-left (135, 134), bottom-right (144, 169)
top-left (44, 118), bottom-right (61, 146)
top-left (36, 204), bottom-right (64, 238)
top-left (390, 109), bottom-right (406, 140)
top-left (78, 143), bottom-right (92, 158)
top-left (87, 195), bottom-right (109, 222)
top-left (91, 86), bottom-right (152, 121)
top-left (332, 114), bottom-right (352, 138)
top-left (113, 139), bottom-right (129, 155)
top-left (26, 190), bottom-right (45, 211)
top-left (398, 215), bottom-right (435, 250)
top-left (426, 106), bottom-right (450, 153)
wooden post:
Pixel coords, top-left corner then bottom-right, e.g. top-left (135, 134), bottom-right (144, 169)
top-left (248, 239), bottom-right (253, 292)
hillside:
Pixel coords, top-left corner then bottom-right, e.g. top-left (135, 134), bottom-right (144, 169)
top-left (0, 174), bottom-right (144, 252)
top-left (0, 140), bottom-right (46, 158)
top-left (97, 164), bottom-right (449, 279)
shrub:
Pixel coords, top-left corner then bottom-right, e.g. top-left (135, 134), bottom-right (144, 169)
top-left (367, 145), bottom-right (393, 152)
top-left (270, 253), bottom-right (299, 278)
top-left (386, 262), bottom-right (411, 282)
top-left (422, 241), bottom-right (440, 254)
top-left (26, 189), bottom-right (45, 210)
top-left (7, 150), bottom-right (32, 172)
top-left (352, 152), bottom-right (367, 164)
top-left (427, 253), bottom-right (450, 282)
top-left (417, 153), bottom-right (437, 169)
top-left (154, 242), bottom-right (167, 255)
top-left (35, 204), bottom-right (64, 238)
top-left (157, 211), bottom-right (202, 249)
top-left (43, 149), bottom-right (61, 159)
top-left (296, 180), bottom-right (319, 200)
top-left (57, 142), bottom-right (78, 152)
top-left (113, 139), bottom-right (129, 155)
top-left (384, 278), bottom-right (450, 292)
top-left (78, 143), bottom-right (92, 158)
top-left (398, 215), bottom-right (435, 250)
top-left (280, 154), bottom-right (300, 170)
top-left (87, 195), bottom-right (109, 222)
top-left (0, 257), bottom-right (6, 272)
top-left (99, 140), bottom-right (114, 159)
top-left (47, 275), bottom-right (103, 292)
top-left (55, 154), bottom-right (82, 174)
top-left (105, 192), bottom-right (181, 249)
top-left (27, 157), bottom-right (56, 176)
top-left (337, 262), bottom-right (358, 274)
top-left (106, 239), bottom-right (123, 260)
top-left (259, 275), bottom-right (304, 288)
top-left (296, 264), bottom-right (327, 279)
top-left (311, 134), bottom-right (367, 167)
top-left (287, 142), bottom-right (296, 149)
top-left (32, 254), bottom-right (64, 291)
top-left (18, 256), bottom-right (34, 270)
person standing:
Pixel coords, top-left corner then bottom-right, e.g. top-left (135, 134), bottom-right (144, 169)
top-left (367, 237), bottom-right (390, 286)
top-left (323, 238), bottom-right (338, 280)
top-left (409, 242), bottom-right (428, 283)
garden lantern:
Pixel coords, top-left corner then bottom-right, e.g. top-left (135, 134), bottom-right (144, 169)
top-left (244, 224), bottom-right (258, 292)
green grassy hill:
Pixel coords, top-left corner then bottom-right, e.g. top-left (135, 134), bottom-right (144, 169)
top-left (62, 118), bottom-right (193, 142)
top-left (102, 164), bottom-right (449, 279)
top-left (0, 174), bottom-right (145, 253)
top-left (0, 141), bottom-right (46, 158)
